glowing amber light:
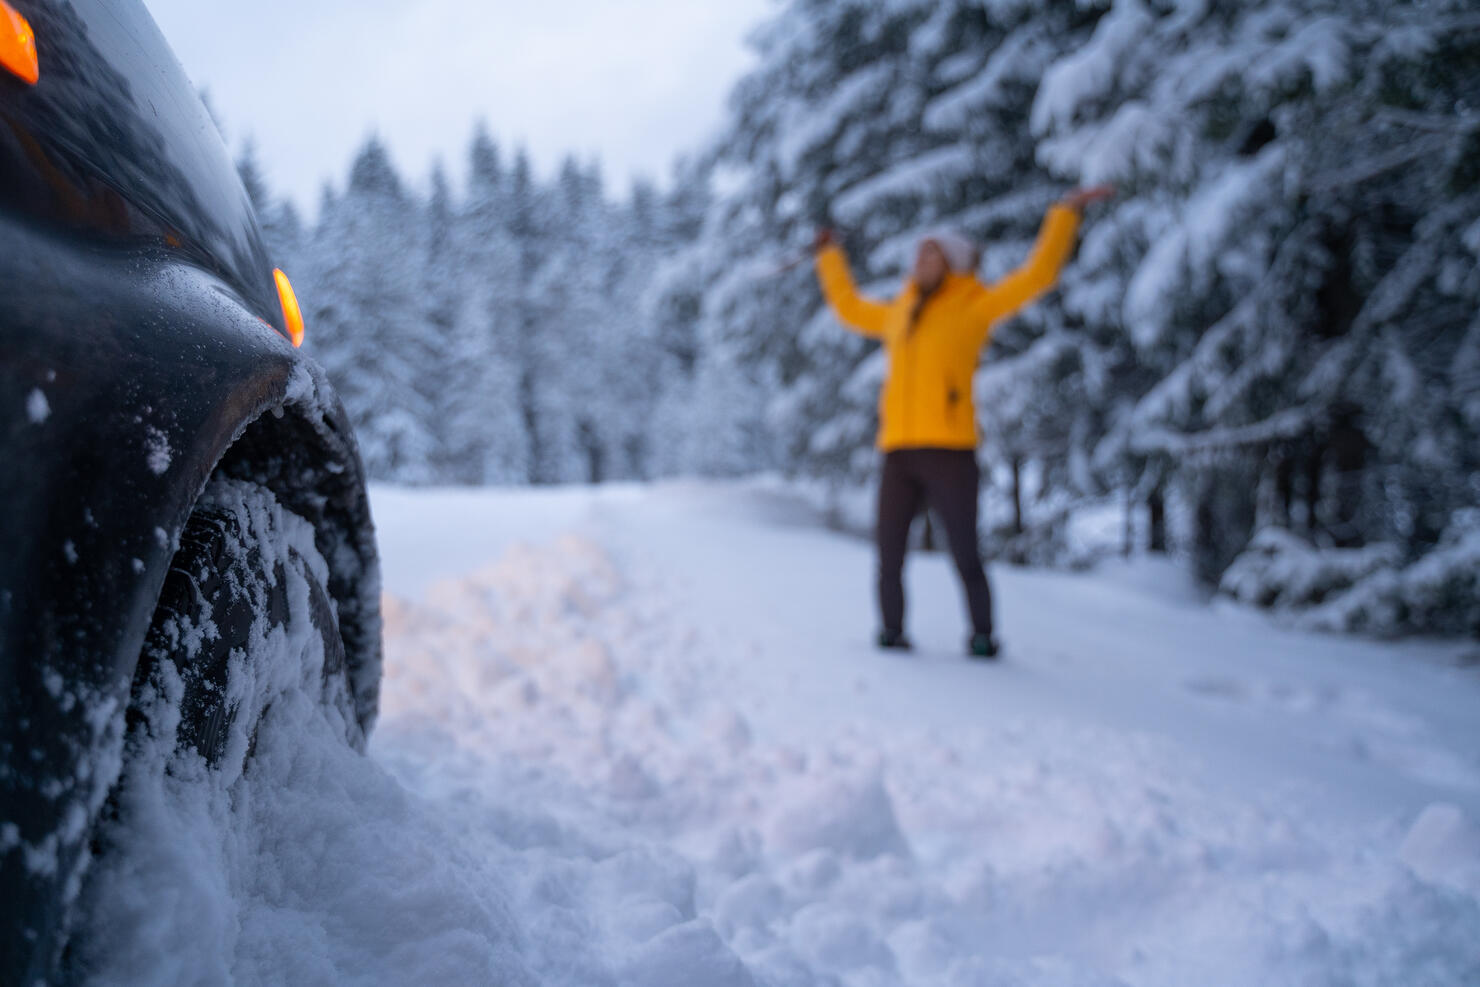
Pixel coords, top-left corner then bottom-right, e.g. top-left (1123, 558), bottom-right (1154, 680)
top-left (1, 1), bottom-right (38, 86)
top-left (273, 269), bottom-right (305, 348)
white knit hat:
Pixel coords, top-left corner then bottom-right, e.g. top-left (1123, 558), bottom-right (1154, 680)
top-left (921, 230), bottom-right (980, 273)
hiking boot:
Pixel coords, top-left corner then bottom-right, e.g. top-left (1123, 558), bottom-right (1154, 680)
top-left (877, 629), bottom-right (913, 652)
top-left (968, 633), bottom-right (999, 659)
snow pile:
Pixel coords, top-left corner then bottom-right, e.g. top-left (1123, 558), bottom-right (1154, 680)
top-left (1221, 520), bottom-right (1480, 637)
top-left (1399, 803), bottom-right (1480, 897)
top-left (1221, 528), bottom-right (1402, 610)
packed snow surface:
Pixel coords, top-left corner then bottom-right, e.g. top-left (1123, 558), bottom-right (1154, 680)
top-left (80, 481), bottom-right (1480, 985)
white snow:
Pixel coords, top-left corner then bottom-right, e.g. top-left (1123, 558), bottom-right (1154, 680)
top-left (923, 33), bottom-right (1046, 133)
top-left (1123, 148), bottom-right (1285, 348)
top-left (1030, 0), bottom-right (1154, 137)
top-left (1246, 16), bottom-right (1351, 97)
top-left (74, 482), bottom-right (1480, 985)
top-left (27, 387), bottom-right (50, 424)
top-left (1398, 803), bottom-right (1480, 896)
top-left (143, 426), bottom-right (173, 476)
top-left (776, 64), bottom-right (894, 175)
top-left (832, 146), bottom-right (978, 226)
top-left (1036, 99), bottom-right (1177, 186)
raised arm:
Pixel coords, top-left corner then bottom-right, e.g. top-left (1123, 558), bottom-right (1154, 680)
top-left (971, 186), bottom-right (1113, 331)
top-left (813, 231), bottom-right (889, 339)
top-left (972, 205), bottom-right (1081, 327)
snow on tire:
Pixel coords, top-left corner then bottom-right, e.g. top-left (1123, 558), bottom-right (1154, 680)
top-left (126, 477), bottom-right (360, 779)
top-left (62, 478), bottom-right (361, 976)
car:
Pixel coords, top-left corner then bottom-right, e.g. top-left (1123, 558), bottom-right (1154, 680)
top-left (0, 0), bottom-right (383, 979)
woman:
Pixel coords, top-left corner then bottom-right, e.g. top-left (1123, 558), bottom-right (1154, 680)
top-left (813, 185), bottom-right (1112, 658)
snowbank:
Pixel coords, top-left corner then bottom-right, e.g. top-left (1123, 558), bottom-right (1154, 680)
top-left (1222, 522), bottom-right (1480, 637)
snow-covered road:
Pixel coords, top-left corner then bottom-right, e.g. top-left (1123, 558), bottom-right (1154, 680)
top-left (83, 482), bottom-right (1480, 985)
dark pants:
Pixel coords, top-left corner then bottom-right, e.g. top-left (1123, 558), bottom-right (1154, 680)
top-left (876, 448), bottom-right (993, 638)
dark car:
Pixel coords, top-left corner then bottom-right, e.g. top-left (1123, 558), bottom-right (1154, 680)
top-left (0, 0), bottom-right (382, 979)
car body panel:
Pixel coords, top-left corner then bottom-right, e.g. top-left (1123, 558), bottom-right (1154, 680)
top-left (0, 0), bottom-right (280, 328)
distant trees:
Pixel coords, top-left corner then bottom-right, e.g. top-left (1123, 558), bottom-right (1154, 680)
top-left (244, 128), bottom-right (704, 486)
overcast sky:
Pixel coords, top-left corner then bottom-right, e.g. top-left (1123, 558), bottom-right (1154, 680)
top-left (145, 0), bottom-right (771, 213)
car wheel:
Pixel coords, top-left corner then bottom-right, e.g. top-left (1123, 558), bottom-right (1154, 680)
top-left (124, 476), bottom-right (360, 774)
top-left (59, 476), bottom-right (361, 976)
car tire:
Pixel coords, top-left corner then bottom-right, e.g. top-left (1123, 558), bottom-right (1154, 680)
top-left (59, 477), bottom-right (361, 977)
top-left (124, 477), bottom-right (360, 773)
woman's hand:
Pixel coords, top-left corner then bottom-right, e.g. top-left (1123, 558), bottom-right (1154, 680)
top-left (1060, 185), bottom-right (1116, 211)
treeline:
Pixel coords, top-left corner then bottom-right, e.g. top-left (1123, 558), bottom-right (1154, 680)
top-left (241, 0), bottom-right (1480, 635)
top-left (240, 128), bottom-right (724, 486)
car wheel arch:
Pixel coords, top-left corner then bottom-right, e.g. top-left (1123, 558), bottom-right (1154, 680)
top-left (0, 340), bottom-right (383, 982)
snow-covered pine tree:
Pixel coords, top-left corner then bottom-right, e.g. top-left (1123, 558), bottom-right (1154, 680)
top-left (525, 155), bottom-right (606, 483)
top-left (498, 149), bottom-right (563, 484)
top-left (435, 128), bottom-right (529, 484)
top-left (587, 166), bottom-right (668, 482)
top-left (1031, 0), bottom-right (1480, 605)
top-left (422, 162), bottom-right (464, 477)
top-left (642, 155), bottom-right (777, 480)
top-left (301, 137), bottom-right (439, 483)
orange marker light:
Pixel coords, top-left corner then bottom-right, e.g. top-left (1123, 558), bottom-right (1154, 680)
top-left (273, 269), bottom-right (305, 348)
top-left (1, 1), bottom-right (38, 86)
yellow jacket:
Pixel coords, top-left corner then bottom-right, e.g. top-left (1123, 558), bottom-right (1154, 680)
top-left (815, 205), bottom-right (1081, 451)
